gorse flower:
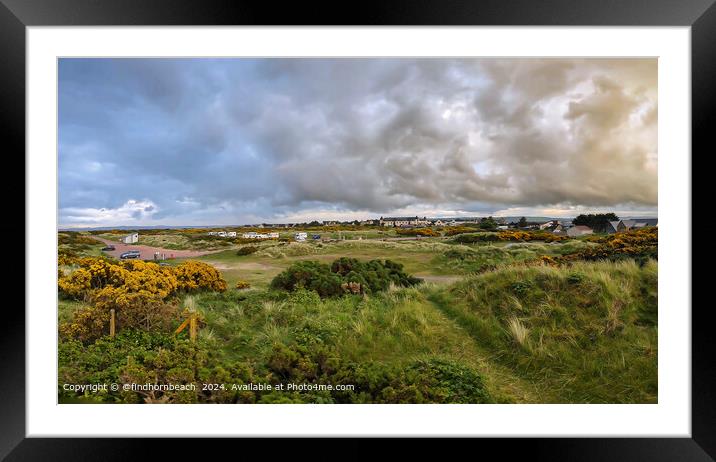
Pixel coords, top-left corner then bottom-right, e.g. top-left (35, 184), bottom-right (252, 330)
top-left (58, 257), bottom-right (227, 342)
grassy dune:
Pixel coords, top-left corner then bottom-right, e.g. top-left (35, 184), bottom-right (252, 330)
top-left (428, 259), bottom-right (658, 403)
top-left (179, 258), bottom-right (657, 403)
top-left (190, 284), bottom-right (541, 403)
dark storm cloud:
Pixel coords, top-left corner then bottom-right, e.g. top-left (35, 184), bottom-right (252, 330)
top-left (58, 58), bottom-right (657, 226)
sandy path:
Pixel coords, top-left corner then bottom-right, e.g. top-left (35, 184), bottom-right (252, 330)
top-left (207, 261), bottom-right (280, 271)
top-left (92, 237), bottom-right (222, 260)
top-left (416, 274), bottom-right (462, 284)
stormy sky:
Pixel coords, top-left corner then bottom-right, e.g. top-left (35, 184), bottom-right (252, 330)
top-left (58, 58), bottom-right (657, 227)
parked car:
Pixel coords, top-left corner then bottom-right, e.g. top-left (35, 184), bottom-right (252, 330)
top-left (120, 250), bottom-right (141, 259)
top-left (101, 245), bottom-right (115, 251)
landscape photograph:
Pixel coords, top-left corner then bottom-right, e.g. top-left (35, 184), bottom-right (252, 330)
top-left (57, 57), bottom-right (658, 404)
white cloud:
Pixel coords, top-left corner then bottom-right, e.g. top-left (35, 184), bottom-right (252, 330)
top-left (61, 199), bottom-right (159, 226)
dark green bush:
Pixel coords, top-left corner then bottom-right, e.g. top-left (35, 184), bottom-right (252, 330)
top-left (265, 343), bottom-right (492, 404)
top-left (236, 246), bottom-right (259, 256)
top-left (454, 233), bottom-right (499, 244)
top-left (270, 261), bottom-right (344, 298)
top-left (271, 258), bottom-right (421, 298)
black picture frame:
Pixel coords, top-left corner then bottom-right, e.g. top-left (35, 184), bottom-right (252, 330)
top-left (5, 0), bottom-right (709, 458)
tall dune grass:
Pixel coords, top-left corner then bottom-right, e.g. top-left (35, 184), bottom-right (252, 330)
top-left (429, 259), bottom-right (657, 403)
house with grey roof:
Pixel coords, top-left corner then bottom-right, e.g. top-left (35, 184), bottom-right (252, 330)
top-left (606, 218), bottom-right (658, 234)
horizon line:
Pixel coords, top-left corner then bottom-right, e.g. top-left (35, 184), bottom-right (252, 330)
top-left (58, 213), bottom-right (659, 230)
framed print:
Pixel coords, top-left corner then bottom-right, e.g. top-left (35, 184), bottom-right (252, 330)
top-left (5, 0), bottom-right (711, 458)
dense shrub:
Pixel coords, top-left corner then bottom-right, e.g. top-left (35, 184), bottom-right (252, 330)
top-left (444, 226), bottom-right (479, 236)
top-left (395, 228), bottom-right (440, 237)
top-left (270, 261), bottom-right (345, 297)
top-left (58, 232), bottom-right (99, 246)
top-left (58, 331), bottom-right (254, 403)
top-left (454, 230), bottom-right (566, 244)
top-left (263, 343), bottom-right (492, 404)
top-left (236, 246), bottom-right (260, 256)
top-left (557, 227), bottom-right (657, 264)
top-left (235, 280), bottom-right (251, 290)
top-left (453, 233), bottom-right (499, 243)
top-left (270, 258), bottom-right (421, 297)
top-left (58, 249), bottom-right (80, 265)
top-left (497, 230), bottom-right (567, 242)
top-left (59, 331), bottom-right (491, 404)
top-left (174, 261), bottom-right (228, 293)
top-left (58, 257), bottom-right (227, 342)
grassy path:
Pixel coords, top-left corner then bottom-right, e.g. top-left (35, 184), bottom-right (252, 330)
top-left (422, 287), bottom-right (546, 403)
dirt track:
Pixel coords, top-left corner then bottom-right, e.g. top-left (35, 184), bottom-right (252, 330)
top-left (92, 237), bottom-right (221, 261)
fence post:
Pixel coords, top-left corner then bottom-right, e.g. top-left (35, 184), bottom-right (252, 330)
top-left (189, 314), bottom-right (197, 342)
top-left (110, 309), bottom-right (116, 338)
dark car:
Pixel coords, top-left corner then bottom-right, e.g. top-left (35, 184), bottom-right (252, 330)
top-left (101, 245), bottom-right (116, 251)
top-left (120, 250), bottom-right (141, 259)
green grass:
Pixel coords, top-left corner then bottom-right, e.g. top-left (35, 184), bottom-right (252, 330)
top-left (427, 259), bottom-right (657, 403)
top-left (173, 258), bottom-right (657, 403)
top-left (191, 239), bottom-right (598, 288)
top-left (57, 229), bottom-right (658, 404)
top-left (193, 239), bottom-right (454, 288)
top-left (187, 284), bottom-right (541, 403)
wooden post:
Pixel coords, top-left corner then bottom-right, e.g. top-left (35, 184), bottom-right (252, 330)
top-left (109, 309), bottom-right (116, 338)
top-left (189, 314), bottom-right (197, 342)
top-left (174, 317), bottom-right (191, 335)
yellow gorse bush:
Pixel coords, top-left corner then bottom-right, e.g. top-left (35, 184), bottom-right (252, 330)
top-left (550, 227), bottom-right (658, 263)
top-left (174, 260), bottom-right (228, 292)
top-left (444, 226), bottom-right (478, 236)
top-left (497, 230), bottom-right (567, 242)
top-left (235, 280), bottom-right (251, 290)
top-left (58, 257), bottom-right (227, 342)
top-left (59, 257), bottom-right (226, 301)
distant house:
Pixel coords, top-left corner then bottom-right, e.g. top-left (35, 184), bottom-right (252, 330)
top-left (379, 216), bottom-right (430, 227)
top-left (226, 231), bottom-right (237, 238)
top-left (294, 232), bottom-right (308, 242)
top-left (121, 232), bottom-right (138, 244)
top-left (606, 219), bottom-right (658, 234)
top-left (432, 219), bottom-right (447, 227)
top-left (539, 220), bottom-right (561, 230)
top-left (567, 225), bottom-right (593, 237)
top-left (628, 218), bottom-right (658, 228)
top-left (606, 221), bottom-right (622, 234)
top-left (497, 225), bottom-right (509, 230)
